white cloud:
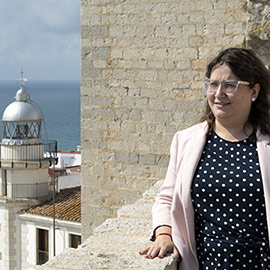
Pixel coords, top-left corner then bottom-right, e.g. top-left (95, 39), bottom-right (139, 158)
top-left (0, 0), bottom-right (80, 80)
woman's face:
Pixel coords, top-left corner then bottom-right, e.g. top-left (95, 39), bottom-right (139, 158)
top-left (207, 64), bottom-right (259, 128)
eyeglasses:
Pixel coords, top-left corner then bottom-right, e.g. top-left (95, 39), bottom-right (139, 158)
top-left (205, 79), bottom-right (250, 94)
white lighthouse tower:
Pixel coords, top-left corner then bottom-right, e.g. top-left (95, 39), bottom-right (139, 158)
top-left (0, 75), bottom-right (57, 270)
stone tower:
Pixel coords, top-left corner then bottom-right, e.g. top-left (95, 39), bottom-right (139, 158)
top-left (81, 0), bottom-right (270, 239)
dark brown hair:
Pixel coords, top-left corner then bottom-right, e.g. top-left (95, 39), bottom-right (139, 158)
top-left (200, 47), bottom-right (270, 141)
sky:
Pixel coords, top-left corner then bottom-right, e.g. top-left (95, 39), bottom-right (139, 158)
top-left (0, 0), bottom-right (80, 80)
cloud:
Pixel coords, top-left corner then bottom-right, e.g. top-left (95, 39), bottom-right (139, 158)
top-left (0, 0), bottom-right (80, 80)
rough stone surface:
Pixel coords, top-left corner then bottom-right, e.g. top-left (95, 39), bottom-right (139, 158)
top-left (246, 0), bottom-right (270, 67)
top-left (38, 180), bottom-right (178, 270)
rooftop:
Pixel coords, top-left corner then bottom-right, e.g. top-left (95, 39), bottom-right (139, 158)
top-left (24, 186), bottom-right (81, 222)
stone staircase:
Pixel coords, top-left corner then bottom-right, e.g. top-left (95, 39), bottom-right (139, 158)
top-left (38, 180), bottom-right (176, 270)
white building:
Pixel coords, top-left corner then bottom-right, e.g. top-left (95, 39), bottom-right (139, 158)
top-left (19, 186), bottom-right (81, 269)
top-left (0, 77), bottom-right (81, 269)
top-left (56, 150), bottom-right (81, 169)
top-left (51, 150), bottom-right (81, 192)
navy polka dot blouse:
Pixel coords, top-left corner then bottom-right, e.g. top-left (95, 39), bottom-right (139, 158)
top-left (191, 130), bottom-right (270, 269)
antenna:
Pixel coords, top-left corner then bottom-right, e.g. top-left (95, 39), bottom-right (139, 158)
top-left (16, 66), bottom-right (30, 98)
top-left (20, 66), bottom-right (23, 81)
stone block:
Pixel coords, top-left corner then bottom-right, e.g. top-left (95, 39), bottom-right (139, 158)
top-left (195, 0), bottom-right (214, 11)
top-left (82, 68), bottom-right (100, 80)
top-left (101, 14), bottom-right (116, 25)
top-left (82, 108), bottom-right (101, 120)
top-left (87, 26), bottom-right (108, 37)
top-left (155, 154), bottom-right (170, 166)
top-left (129, 109), bottom-right (142, 121)
top-left (92, 59), bottom-right (107, 68)
top-left (84, 47), bottom-right (110, 59)
top-left (213, 0), bottom-right (226, 10)
top-left (90, 14), bottom-right (101, 25)
top-left (91, 96), bottom-right (110, 107)
top-left (168, 70), bottom-right (182, 81)
top-left (205, 23), bottom-right (225, 35)
top-left (102, 69), bottom-right (112, 79)
top-left (139, 154), bottom-right (156, 165)
top-left (109, 25), bottom-right (124, 36)
top-left (112, 69), bottom-right (127, 79)
top-left (110, 48), bottom-right (123, 58)
top-left (225, 22), bottom-right (245, 35)
top-left (155, 26), bottom-right (170, 37)
top-left (155, 111), bottom-right (173, 123)
top-left (114, 152), bottom-right (139, 165)
top-left (160, 12), bottom-right (177, 24)
top-left (182, 24), bottom-right (196, 35)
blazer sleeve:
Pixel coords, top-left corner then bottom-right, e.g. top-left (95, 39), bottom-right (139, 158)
top-left (152, 131), bottom-right (180, 232)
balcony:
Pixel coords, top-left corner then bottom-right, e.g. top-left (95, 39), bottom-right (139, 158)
top-left (0, 140), bottom-right (57, 169)
top-left (0, 182), bottom-right (50, 199)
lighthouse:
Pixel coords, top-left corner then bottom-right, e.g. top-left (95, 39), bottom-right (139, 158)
top-left (0, 75), bottom-right (57, 270)
top-left (0, 77), bottom-right (57, 198)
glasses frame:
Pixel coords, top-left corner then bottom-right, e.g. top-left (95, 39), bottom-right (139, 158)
top-left (205, 79), bottom-right (250, 94)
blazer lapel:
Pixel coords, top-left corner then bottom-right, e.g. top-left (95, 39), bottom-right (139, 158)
top-left (181, 125), bottom-right (207, 257)
top-left (257, 132), bottom-right (270, 247)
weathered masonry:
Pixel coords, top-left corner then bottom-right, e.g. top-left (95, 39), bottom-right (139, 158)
top-left (81, 0), bottom-right (270, 239)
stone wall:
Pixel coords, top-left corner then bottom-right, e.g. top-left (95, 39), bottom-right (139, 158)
top-left (81, 0), bottom-right (249, 239)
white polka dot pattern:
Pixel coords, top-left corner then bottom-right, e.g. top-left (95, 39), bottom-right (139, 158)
top-left (191, 131), bottom-right (270, 269)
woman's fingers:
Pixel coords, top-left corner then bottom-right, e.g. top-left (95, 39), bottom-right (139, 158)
top-left (157, 244), bottom-right (172, 258)
top-left (138, 247), bottom-right (149, 255)
top-left (146, 244), bottom-right (159, 259)
top-left (140, 237), bottom-right (174, 259)
top-left (140, 241), bottom-right (180, 263)
top-left (173, 246), bottom-right (181, 262)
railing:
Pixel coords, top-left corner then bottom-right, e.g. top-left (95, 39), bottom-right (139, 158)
top-left (37, 250), bottom-right (49, 265)
top-left (0, 182), bottom-right (50, 198)
top-left (0, 140), bottom-right (57, 163)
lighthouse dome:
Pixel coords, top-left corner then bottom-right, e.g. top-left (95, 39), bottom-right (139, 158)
top-left (2, 88), bottom-right (42, 122)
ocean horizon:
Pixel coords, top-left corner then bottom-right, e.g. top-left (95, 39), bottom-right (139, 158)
top-left (0, 79), bottom-right (80, 151)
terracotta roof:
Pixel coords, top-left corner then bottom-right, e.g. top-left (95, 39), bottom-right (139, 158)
top-left (24, 186), bottom-right (81, 222)
top-left (58, 150), bottom-right (81, 154)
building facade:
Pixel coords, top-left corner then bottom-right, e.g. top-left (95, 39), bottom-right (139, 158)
top-left (19, 187), bottom-right (81, 269)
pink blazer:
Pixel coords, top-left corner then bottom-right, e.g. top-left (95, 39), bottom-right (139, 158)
top-left (152, 121), bottom-right (270, 270)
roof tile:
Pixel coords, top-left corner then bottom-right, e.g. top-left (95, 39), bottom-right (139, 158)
top-left (24, 186), bottom-right (81, 222)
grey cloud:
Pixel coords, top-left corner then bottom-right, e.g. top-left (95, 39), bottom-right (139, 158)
top-left (0, 0), bottom-right (80, 80)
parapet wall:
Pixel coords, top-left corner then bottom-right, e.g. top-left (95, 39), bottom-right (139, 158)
top-left (81, 0), bottom-right (270, 239)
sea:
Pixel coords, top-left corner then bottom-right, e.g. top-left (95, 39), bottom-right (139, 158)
top-left (0, 80), bottom-right (80, 152)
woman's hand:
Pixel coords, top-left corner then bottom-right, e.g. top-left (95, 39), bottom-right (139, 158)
top-left (139, 227), bottom-right (180, 261)
top-left (139, 235), bottom-right (180, 260)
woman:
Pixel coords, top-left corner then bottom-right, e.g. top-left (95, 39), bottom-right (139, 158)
top-left (140, 47), bottom-right (270, 269)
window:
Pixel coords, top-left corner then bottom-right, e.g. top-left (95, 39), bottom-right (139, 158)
top-left (1, 169), bottom-right (7, 196)
top-left (37, 229), bottom-right (49, 265)
top-left (69, 234), bottom-right (81, 248)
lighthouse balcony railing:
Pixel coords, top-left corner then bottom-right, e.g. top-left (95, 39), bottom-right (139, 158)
top-left (0, 140), bottom-right (57, 164)
top-left (0, 182), bottom-right (49, 198)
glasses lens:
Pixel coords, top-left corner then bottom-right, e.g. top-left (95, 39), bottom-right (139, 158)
top-left (223, 81), bottom-right (237, 93)
top-left (205, 80), bottom-right (218, 92)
